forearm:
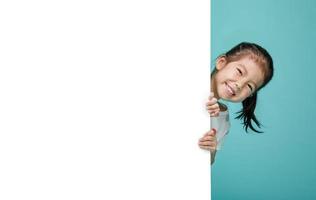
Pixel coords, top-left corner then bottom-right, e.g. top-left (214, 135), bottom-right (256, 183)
top-left (211, 149), bottom-right (217, 165)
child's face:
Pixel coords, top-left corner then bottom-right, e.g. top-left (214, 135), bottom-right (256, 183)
top-left (213, 56), bottom-right (265, 102)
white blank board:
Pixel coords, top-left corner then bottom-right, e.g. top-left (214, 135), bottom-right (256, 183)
top-left (0, 0), bottom-right (211, 199)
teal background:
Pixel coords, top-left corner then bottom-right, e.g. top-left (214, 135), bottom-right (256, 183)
top-left (211, 0), bottom-right (316, 199)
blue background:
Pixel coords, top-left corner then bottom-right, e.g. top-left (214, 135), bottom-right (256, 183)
top-left (211, 0), bottom-right (316, 199)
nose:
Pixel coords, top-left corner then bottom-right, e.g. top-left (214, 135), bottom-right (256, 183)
top-left (235, 83), bottom-right (241, 91)
top-left (235, 77), bottom-right (252, 92)
top-left (235, 79), bottom-right (248, 92)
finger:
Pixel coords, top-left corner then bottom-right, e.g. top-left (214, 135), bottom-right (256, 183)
top-left (207, 107), bottom-right (219, 114)
top-left (203, 136), bottom-right (217, 141)
top-left (198, 140), bottom-right (211, 146)
top-left (199, 141), bottom-right (216, 146)
top-left (206, 104), bottom-right (220, 111)
top-left (199, 140), bottom-right (217, 147)
top-left (199, 135), bottom-right (209, 142)
top-left (198, 136), bottom-right (216, 143)
top-left (202, 131), bottom-right (215, 140)
top-left (199, 145), bottom-right (211, 150)
top-left (205, 141), bottom-right (217, 147)
top-left (210, 111), bottom-right (220, 117)
top-left (206, 98), bottom-right (218, 106)
top-left (201, 135), bottom-right (216, 141)
top-left (208, 108), bottom-right (220, 115)
top-left (207, 128), bottom-right (217, 136)
top-left (199, 145), bottom-right (216, 151)
top-left (199, 142), bottom-right (211, 149)
top-left (203, 130), bottom-right (211, 137)
top-left (209, 92), bottom-right (214, 99)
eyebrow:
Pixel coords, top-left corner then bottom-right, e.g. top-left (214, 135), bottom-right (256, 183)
top-left (237, 64), bottom-right (259, 90)
top-left (238, 63), bottom-right (247, 72)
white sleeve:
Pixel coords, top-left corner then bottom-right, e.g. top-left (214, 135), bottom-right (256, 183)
top-left (216, 130), bottom-right (229, 150)
top-left (211, 111), bottom-right (230, 150)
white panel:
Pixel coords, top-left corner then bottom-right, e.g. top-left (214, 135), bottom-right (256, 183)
top-left (0, 0), bottom-right (211, 199)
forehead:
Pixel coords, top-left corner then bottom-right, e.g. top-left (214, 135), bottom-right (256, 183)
top-left (231, 56), bottom-right (265, 86)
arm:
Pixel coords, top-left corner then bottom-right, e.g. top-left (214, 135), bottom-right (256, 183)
top-left (200, 93), bottom-right (220, 164)
top-left (211, 149), bottom-right (217, 165)
top-left (199, 129), bottom-right (218, 164)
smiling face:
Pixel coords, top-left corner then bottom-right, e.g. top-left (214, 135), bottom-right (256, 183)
top-left (211, 56), bottom-right (265, 102)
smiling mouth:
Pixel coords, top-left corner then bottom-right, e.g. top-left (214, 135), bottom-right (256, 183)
top-left (225, 82), bottom-right (236, 96)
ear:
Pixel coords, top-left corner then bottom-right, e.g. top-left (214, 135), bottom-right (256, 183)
top-left (216, 56), bottom-right (227, 70)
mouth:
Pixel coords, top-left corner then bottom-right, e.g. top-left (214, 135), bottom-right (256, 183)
top-left (225, 82), bottom-right (236, 96)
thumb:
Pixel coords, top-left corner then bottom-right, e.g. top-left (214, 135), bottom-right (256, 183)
top-left (210, 128), bottom-right (217, 136)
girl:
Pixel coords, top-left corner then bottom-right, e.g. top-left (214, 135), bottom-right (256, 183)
top-left (198, 42), bottom-right (274, 165)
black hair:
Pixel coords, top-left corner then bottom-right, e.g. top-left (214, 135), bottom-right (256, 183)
top-left (214, 42), bottom-right (274, 133)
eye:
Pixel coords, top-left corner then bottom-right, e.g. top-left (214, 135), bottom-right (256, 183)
top-left (237, 68), bottom-right (242, 75)
top-left (248, 84), bottom-right (253, 91)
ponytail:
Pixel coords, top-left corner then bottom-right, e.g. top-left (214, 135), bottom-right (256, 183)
top-left (235, 92), bottom-right (263, 133)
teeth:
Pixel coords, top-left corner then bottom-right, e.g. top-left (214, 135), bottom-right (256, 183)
top-left (226, 83), bottom-right (235, 95)
top-left (228, 87), bottom-right (234, 95)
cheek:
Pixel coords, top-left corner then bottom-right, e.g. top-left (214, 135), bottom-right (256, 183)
top-left (239, 89), bottom-right (251, 100)
top-left (230, 70), bottom-right (240, 80)
top-left (217, 71), bottom-right (238, 82)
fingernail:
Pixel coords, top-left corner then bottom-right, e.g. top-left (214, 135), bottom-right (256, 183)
top-left (211, 128), bottom-right (217, 134)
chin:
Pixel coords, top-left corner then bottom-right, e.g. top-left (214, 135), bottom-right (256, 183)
top-left (219, 92), bottom-right (243, 103)
top-left (221, 97), bottom-right (240, 103)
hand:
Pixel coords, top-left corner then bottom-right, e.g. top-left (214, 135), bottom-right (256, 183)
top-left (206, 92), bottom-right (220, 117)
top-left (198, 129), bottom-right (217, 151)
